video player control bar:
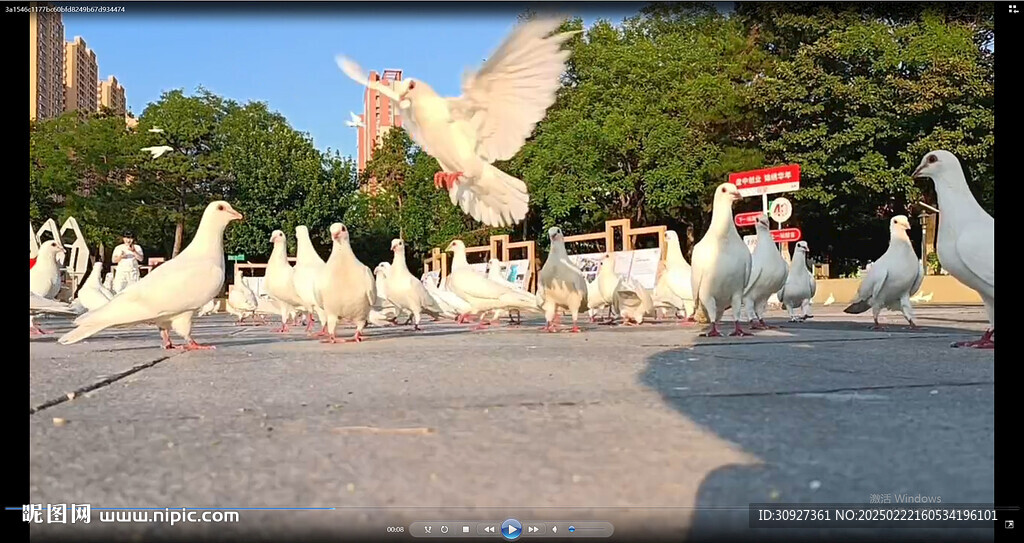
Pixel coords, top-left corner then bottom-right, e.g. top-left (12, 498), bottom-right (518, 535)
top-left (409, 520), bottom-right (614, 538)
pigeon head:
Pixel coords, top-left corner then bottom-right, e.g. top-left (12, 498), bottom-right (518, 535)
top-left (548, 227), bottom-right (564, 243)
top-left (911, 150), bottom-right (960, 181)
top-left (891, 215), bottom-right (912, 232)
top-left (488, 258), bottom-right (501, 268)
top-left (374, 262), bottom-right (390, 276)
top-left (330, 223), bottom-right (349, 242)
top-left (445, 240), bottom-right (465, 253)
top-left (665, 230), bottom-right (678, 243)
top-left (795, 241), bottom-right (810, 254)
top-left (269, 230), bottom-right (285, 244)
top-left (397, 78), bottom-right (426, 105)
top-left (755, 213), bottom-right (771, 230)
top-left (38, 240), bottom-right (64, 257)
top-left (204, 201), bottom-right (243, 226)
top-left (390, 238), bottom-right (405, 252)
top-left (714, 183), bottom-right (741, 205)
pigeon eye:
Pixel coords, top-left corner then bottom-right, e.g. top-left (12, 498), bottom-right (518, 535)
top-left (720, 187), bottom-right (726, 193)
top-left (408, 81), bottom-right (416, 90)
top-left (927, 154), bottom-right (937, 164)
top-left (217, 205), bottom-right (224, 211)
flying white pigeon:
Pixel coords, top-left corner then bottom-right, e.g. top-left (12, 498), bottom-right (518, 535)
top-left (444, 239), bottom-right (540, 328)
top-left (30, 292), bottom-right (77, 335)
top-left (778, 241), bottom-right (816, 322)
top-left (823, 292), bottom-right (835, 306)
top-left (265, 230), bottom-right (306, 332)
top-left (142, 145), bottom-right (174, 159)
top-left (844, 215), bottom-right (924, 330)
top-left (912, 150), bottom-right (994, 348)
top-left (742, 214), bottom-right (789, 329)
top-left (74, 261), bottom-right (112, 312)
top-left (336, 17), bottom-right (576, 227)
top-left (292, 225), bottom-right (329, 335)
top-left (691, 183), bottom-right (754, 337)
top-left (652, 230), bottom-right (696, 323)
top-left (226, 268), bottom-right (260, 325)
top-left (345, 111), bottom-right (364, 128)
top-left (385, 238), bottom-right (443, 330)
top-left (538, 227), bottom-right (589, 332)
top-left (314, 223), bottom-right (376, 343)
top-left (58, 201), bottom-right (243, 349)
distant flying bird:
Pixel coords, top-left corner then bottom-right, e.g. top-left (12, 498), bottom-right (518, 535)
top-left (142, 145), bottom-right (173, 159)
top-left (345, 112), bottom-right (364, 128)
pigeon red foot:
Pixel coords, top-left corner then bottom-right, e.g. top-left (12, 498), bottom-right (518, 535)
top-left (952, 329), bottom-right (994, 349)
top-left (729, 323), bottom-right (753, 337)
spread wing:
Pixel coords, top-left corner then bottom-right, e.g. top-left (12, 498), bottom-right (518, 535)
top-left (445, 17), bottom-right (575, 163)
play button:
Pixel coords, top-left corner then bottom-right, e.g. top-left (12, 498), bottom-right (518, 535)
top-left (501, 518), bottom-right (522, 540)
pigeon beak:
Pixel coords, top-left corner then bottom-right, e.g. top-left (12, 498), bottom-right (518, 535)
top-left (231, 210), bottom-right (243, 221)
top-left (911, 163), bottom-right (925, 179)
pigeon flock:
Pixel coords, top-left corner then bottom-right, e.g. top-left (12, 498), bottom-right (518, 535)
top-left (28, 18), bottom-right (994, 351)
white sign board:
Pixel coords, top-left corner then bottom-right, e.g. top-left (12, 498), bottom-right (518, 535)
top-left (567, 248), bottom-right (662, 289)
top-left (241, 276), bottom-right (266, 298)
top-left (502, 259), bottom-right (531, 291)
top-left (744, 235), bottom-right (758, 254)
top-left (769, 197), bottom-right (792, 223)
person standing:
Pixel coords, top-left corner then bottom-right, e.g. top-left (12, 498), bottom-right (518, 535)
top-left (112, 231), bottom-right (145, 293)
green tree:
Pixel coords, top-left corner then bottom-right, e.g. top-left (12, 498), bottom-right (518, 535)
top-left (133, 88), bottom-right (233, 257)
top-left (736, 2), bottom-right (994, 274)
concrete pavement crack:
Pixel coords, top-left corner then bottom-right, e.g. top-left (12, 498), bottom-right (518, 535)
top-left (665, 380), bottom-right (993, 400)
top-left (29, 354), bottom-right (179, 415)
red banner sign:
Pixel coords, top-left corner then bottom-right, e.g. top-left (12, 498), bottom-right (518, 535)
top-left (734, 211), bottom-right (763, 228)
top-left (771, 228), bottom-right (802, 243)
top-left (729, 164), bottom-right (801, 198)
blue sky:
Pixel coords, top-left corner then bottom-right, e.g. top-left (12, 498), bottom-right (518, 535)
top-left (61, 2), bottom-right (648, 159)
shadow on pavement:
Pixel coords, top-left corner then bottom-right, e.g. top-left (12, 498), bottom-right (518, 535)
top-left (639, 327), bottom-right (995, 542)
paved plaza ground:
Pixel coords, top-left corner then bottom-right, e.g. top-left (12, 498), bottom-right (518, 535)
top-left (28, 305), bottom-right (995, 542)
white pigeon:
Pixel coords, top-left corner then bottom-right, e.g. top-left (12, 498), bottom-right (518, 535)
top-left (844, 215), bottom-right (924, 330)
top-left (595, 253), bottom-right (622, 321)
top-left (615, 275), bottom-right (654, 325)
top-left (445, 239), bottom-right (540, 328)
top-left (585, 278), bottom-right (608, 322)
top-left (74, 261), bottom-right (112, 312)
top-left (422, 271), bottom-right (472, 319)
top-left (742, 214), bottom-right (789, 329)
top-left (385, 239), bottom-right (443, 330)
top-left (292, 225), bottom-right (329, 335)
top-left (102, 271), bottom-right (116, 298)
top-left (141, 145), bottom-right (173, 159)
top-left (265, 230), bottom-right (306, 332)
top-left (823, 293), bottom-right (835, 306)
top-left (58, 201), bottom-right (243, 349)
top-left (485, 258), bottom-right (523, 324)
top-left (912, 150), bottom-right (994, 347)
top-left (314, 223), bottom-right (376, 343)
top-left (337, 17), bottom-right (576, 227)
top-left (690, 183), bottom-right (754, 337)
top-left (778, 241), bottom-right (816, 322)
top-left (372, 262), bottom-right (406, 323)
top-left (30, 292), bottom-right (77, 335)
top-left (652, 230), bottom-right (696, 322)
top-left (30, 240), bottom-right (65, 299)
top-left (538, 227), bottom-right (589, 332)
top-left (345, 111), bottom-right (364, 128)
top-left (226, 268), bottom-right (260, 325)
top-left (196, 298), bottom-right (219, 317)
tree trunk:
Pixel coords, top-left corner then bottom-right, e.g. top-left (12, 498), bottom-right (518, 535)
top-left (172, 218), bottom-right (185, 257)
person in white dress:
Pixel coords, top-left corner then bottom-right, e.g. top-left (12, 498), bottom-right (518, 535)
top-left (111, 231), bottom-right (145, 293)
